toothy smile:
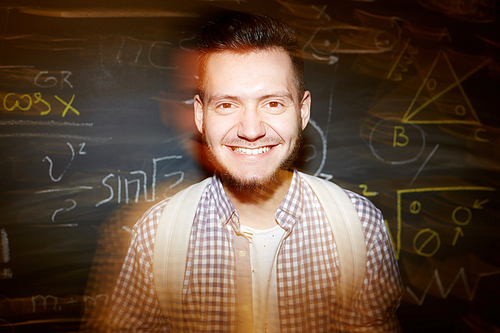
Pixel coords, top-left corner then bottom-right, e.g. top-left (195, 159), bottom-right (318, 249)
top-left (232, 146), bottom-right (272, 155)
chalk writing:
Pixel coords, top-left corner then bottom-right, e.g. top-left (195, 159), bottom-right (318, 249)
top-left (0, 318), bottom-right (14, 332)
top-left (34, 70), bottom-right (73, 89)
top-left (3, 93), bottom-right (32, 111)
top-left (1, 92), bottom-right (50, 114)
top-left (0, 228), bottom-right (12, 280)
top-left (83, 294), bottom-right (109, 309)
top-left (78, 142), bottom-right (87, 155)
top-left (386, 40), bottom-right (416, 81)
top-left (318, 173), bottom-right (333, 181)
top-left (307, 119), bottom-right (327, 177)
top-left (302, 143), bottom-right (316, 163)
top-left (1, 268), bottom-right (13, 279)
top-left (359, 184), bottom-right (378, 197)
top-left (36, 186), bottom-right (94, 194)
top-left (95, 155), bottom-right (183, 207)
top-left (0, 120), bottom-right (92, 127)
top-left (149, 41), bottom-right (175, 69)
top-left (409, 144), bottom-right (440, 186)
top-left (30, 294), bottom-right (108, 313)
top-left (55, 94), bottom-right (79, 117)
top-left (393, 126), bottom-right (409, 147)
top-left (276, 2), bottom-right (342, 65)
top-left (179, 34), bottom-right (197, 52)
top-left (473, 198), bottom-right (489, 209)
top-left (473, 128), bottom-right (489, 142)
top-left (413, 228), bottom-right (441, 257)
top-left (52, 199), bottom-right (78, 226)
top-left (404, 261), bottom-right (500, 305)
top-left (452, 206), bottom-right (471, 226)
top-left (0, 92), bottom-right (80, 117)
top-left (0, 133), bottom-right (109, 142)
top-left (42, 142), bottom-right (81, 182)
top-left (100, 35), bottom-right (177, 73)
top-left (405, 21), bottom-right (452, 42)
top-left (277, 0), bottom-right (331, 21)
top-left (368, 118), bottom-right (426, 165)
top-left (351, 10), bottom-right (410, 80)
top-left (0, 229), bottom-right (9, 263)
top-left (395, 186), bottom-right (496, 259)
top-left (302, 28), bottom-right (340, 65)
top-left (32, 295), bottom-right (58, 312)
top-left (162, 171), bottom-right (185, 194)
top-left (452, 226), bottom-right (464, 246)
top-left (410, 201), bottom-right (421, 214)
top-left (418, 0), bottom-right (495, 22)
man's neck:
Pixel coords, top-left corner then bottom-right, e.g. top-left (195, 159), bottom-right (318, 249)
top-left (222, 170), bottom-right (293, 230)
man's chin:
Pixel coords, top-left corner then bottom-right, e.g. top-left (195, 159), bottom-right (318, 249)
top-left (221, 170), bottom-right (283, 192)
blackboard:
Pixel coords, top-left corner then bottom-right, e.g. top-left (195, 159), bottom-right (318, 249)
top-left (0, 0), bottom-right (499, 332)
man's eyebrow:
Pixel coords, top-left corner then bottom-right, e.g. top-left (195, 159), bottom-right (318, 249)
top-left (206, 94), bottom-right (241, 105)
top-left (259, 92), bottom-right (294, 101)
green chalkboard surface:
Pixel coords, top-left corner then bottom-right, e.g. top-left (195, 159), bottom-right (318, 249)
top-left (1, 0), bottom-right (499, 332)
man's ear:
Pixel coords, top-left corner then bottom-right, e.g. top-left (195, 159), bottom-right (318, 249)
top-left (194, 94), bottom-right (204, 134)
top-left (300, 91), bottom-right (311, 130)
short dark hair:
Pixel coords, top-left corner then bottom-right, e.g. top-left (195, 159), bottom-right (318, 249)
top-left (198, 11), bottom-right (305, 101)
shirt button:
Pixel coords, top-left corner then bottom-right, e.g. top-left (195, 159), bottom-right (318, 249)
top-left (297, 211), bottom-right (302, 217)
top-left (232, 215), bottom-right (238, 223)
top-left (239, 250), bottom-right (246, 258)
top-left (220, 217), bottom-right (225, 224)
top-left (242, 305), bottom-right (250, 312)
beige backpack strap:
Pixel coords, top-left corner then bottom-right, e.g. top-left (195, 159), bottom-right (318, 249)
top-left (299, 172), bottom-right (367, 310)
top-left (153, 178), bottom-right (211, 320)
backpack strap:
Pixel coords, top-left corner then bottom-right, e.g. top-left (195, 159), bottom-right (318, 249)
top-left (298, 172), bottom-right (367, 309)
top-left (153, 178), bottom-right (211, 321)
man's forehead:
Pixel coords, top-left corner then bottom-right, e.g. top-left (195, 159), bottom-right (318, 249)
top-left (202, 49), bottom-right (298, 97)
top-left (205, 48), bottom-right (292, 69)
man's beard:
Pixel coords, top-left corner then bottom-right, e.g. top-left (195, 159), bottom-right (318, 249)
top-left (201, 128), bottom-right (303, 192)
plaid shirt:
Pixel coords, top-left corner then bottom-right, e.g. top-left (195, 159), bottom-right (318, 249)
top-left (108, 171), bottom-right (403, 332)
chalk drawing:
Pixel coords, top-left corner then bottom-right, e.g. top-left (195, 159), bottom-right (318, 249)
top-left (0, 120), bottom-right (92, 126)
top-left (51, 199), bottom-right (77, 225)
top-left (402, 50), bottom-right (490, 124)
top-left (0, 229), bottom-right (12, 279)
top-left (395, 186), bottom-right (496, 259)
top-left (308, 118), bottom-right (327, 177)
top-left (369, 118), bottom-right (426, 165)
top-left (406, 267), bottom-right (500, 305)
top-left (42, 142), bottom-right (75, 182)
top-left (409, 143), bottom-right (440, 185)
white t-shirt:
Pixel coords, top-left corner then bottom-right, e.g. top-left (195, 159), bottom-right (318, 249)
top-left (240, 224), bottom-right (286, 333)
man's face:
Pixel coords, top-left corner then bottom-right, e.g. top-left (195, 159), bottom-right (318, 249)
top-left (194, 49), bottom-right (310, 188)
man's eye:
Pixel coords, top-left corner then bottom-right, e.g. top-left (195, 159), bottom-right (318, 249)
top-left (219, 103), bottom-right (233, 109)
top-left (266, 101), bottom-right (282, 108)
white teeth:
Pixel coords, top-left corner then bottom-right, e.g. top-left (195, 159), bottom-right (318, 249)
top-left (233, 147), bottom-right (271, 155)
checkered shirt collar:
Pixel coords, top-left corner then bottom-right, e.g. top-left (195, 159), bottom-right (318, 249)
top-left (209, 170), bottom-right (304, 232)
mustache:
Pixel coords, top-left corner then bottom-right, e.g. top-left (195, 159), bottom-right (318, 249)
top-left (220, 137), bottom-right (285, 147)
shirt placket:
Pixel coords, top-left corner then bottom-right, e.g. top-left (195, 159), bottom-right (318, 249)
top-left (224, 212), bottom-right (253, 333)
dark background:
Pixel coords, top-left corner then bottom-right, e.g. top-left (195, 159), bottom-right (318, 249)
top-left (0, 0), bottom-right (499, 332)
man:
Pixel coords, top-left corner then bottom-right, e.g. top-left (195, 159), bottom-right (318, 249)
top-left (107, 12), bottom-right (403, 332)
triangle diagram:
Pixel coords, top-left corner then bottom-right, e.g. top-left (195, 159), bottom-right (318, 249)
top-left (403, 50), bottom-right (487, 124)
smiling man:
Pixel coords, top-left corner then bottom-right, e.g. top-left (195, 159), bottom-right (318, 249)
top-left (195, 48), bottom-right (308, 194)
top-left (107, 12), bottom-right (403, 332)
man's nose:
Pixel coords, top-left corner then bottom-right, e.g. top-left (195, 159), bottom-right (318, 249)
top-left (237, 108), bottom-right (266, 141)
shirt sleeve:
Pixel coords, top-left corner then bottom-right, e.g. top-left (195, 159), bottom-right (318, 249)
top-left (106, 200), bottom-right (170, 332)
top-left (342, 191), bottom-right (404, 332)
